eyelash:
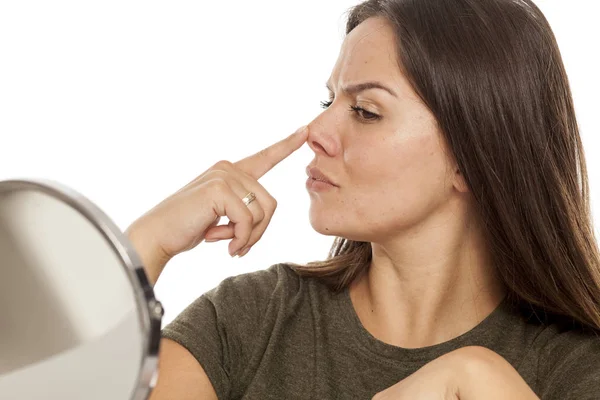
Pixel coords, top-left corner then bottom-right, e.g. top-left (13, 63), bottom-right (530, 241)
top-left (319, 100), bottom-right (381, 122)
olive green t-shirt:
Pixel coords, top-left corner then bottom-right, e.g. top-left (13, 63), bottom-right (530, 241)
top-left (161, 263), bottom-right (600, 399)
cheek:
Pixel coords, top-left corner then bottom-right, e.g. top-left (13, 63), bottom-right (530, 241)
top-left (349, 132), bottom-right (445, 184)
top-left (402, 134), bottom-right (450, 188)
top-left (347, 132), bottom-right (451, 214)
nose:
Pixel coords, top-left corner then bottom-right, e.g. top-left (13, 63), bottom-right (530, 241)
top-left (307, 117), bottom-right (341, 157)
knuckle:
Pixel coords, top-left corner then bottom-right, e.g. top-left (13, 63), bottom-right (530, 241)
top-left (258, 148), bottom-right (271, 160)
top-left (213, 160), bottom-right (233, 170)
top-left (269, 197), bottom-right (278, 211)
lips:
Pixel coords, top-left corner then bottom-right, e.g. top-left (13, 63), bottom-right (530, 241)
top-left (306, 166), bottom-right (337, 187)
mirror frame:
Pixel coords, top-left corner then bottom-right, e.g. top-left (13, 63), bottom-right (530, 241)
top-left (0, 178), bottom-right (162, 400)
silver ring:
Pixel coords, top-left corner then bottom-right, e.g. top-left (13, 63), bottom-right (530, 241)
top-left (242, 191), bottom-right (256, 207)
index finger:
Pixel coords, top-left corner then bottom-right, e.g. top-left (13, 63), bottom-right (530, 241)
top-left (234, 125), bottom-right (309, 179)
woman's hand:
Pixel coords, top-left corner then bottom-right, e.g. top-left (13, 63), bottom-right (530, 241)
top-left (372, 349), bottom-right (461, 400)
top-left (372, 346), bottom-right (539, 400)
top-left (126, 126), bottom-right (309, 285)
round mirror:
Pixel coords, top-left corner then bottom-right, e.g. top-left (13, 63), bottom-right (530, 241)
top-left (0, 179), bottom-right (162, 400)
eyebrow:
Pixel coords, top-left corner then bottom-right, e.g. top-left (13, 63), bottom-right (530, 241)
top-left (325, 81), bottom-right (398, 98)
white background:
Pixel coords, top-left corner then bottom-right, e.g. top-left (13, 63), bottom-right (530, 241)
top-left (0, 1), bottom-right (597, 326)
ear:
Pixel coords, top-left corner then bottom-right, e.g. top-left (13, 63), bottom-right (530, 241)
top-left (453, 167), bottom-right (469, 193)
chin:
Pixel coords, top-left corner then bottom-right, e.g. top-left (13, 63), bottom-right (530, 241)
top-left (308, 208), bottom-right (340, 236)
top-left (308, 210), bottom-right (369, 241)
top-left (309, 216), bottom-right (337, 236)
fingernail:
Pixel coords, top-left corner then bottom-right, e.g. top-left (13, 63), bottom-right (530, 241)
top-left (238, 246), bottom-right (251, 257)
top-left (205, 238), bottom-right (218, 243)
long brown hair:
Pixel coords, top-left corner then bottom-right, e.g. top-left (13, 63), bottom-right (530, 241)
top-left (287, 0), bottom-right (600, 332)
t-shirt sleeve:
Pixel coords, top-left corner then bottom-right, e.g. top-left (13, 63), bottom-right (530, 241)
top-left (160, 263), bottom-right (291, 400)
top-left (537, 328), bottom-right (600, 400)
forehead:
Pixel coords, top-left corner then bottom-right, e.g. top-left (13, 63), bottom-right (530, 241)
top-left (329, 16), bottom-right (403, 87)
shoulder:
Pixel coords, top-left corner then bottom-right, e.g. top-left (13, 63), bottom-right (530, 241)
top-left (538, 321), bottom-right (600, 355)
top-left (533, 320), bottom-right (600, 399)
top-left (201, 263), bottom-right (306, 325)
top-left (162, 263), bottom-right (306, 338)
top-left (204, 262), bottom-right (303, 304)
top-left (535, 318), bottom-right (600, 367)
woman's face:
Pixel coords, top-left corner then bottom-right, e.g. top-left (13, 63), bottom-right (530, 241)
top-left (306, 16), bottom-right (460, 243)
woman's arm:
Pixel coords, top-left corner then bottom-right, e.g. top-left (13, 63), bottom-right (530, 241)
top-left (148, 338), bottom-right (219, 400)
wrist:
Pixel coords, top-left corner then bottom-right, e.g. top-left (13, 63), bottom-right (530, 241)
top-left (450, 346), bottom-right (499, 400)
top-left (125, 221), bottom-right (170, 287)
top-left (438, 350), bottom-right (468, 400)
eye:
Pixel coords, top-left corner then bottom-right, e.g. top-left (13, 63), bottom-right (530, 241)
top-left (349, 105), bottom-right (381, 122)
top-left (320, 100), bottom-right (382, 122)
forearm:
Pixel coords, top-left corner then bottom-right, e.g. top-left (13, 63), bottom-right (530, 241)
top-left (456, 346), bottom-right (540, 400)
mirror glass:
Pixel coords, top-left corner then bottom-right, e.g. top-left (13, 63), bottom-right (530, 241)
top-left (0, 179), bottom-right (161, 400)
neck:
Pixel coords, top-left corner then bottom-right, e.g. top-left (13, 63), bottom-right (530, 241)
top-left (349, 201), bottom-right (507, 349)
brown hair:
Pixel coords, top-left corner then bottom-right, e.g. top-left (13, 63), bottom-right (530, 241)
top-left (287, 0), bottom-right (600, 332)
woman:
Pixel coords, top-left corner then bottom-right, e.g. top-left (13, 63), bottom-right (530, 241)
top-left (126, 0), bottom-right (600, 398)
